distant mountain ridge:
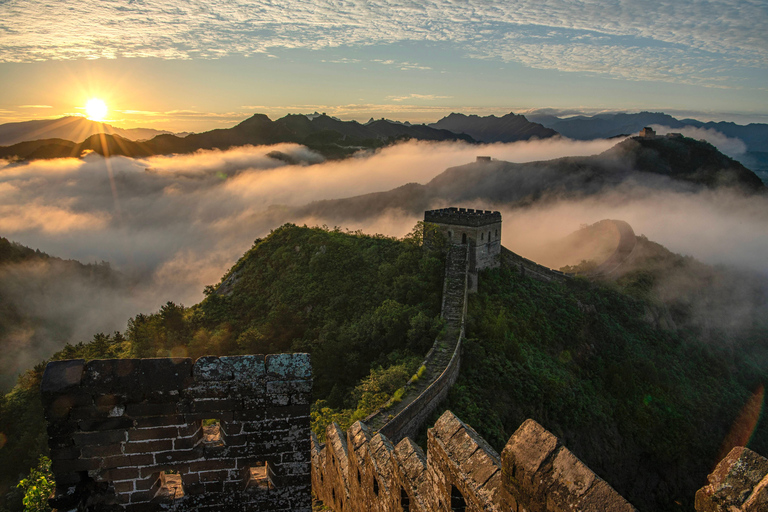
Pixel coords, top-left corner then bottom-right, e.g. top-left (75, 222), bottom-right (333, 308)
top-left (527, 111), bottom-right (768, 174)
top-left (0, 113), bottom-right (474, 161)
top-left (429, 112), bottom-right (558, 142)
top-left (0, 116), bottom-right (175, 146)
top-left (293, 134), bottom-right (764, 225)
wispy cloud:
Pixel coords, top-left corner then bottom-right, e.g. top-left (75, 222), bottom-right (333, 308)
top-left (18, 104), bottom-right (53, 109)
top-left (388, 94), bottom-right (453, 102)
top-left (0, 0), bottom-right (764, 86)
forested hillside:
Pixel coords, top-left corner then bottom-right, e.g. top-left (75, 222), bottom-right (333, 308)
top-left (0, 224), bottom-right (445, 507)
top-left (1, 225), bottom-right (767, 512)
top-left (443, 264), bottom-right (768, 512)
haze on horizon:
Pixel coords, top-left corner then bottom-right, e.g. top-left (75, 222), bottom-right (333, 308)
top-left (0, 0), bottom-right (766, 132)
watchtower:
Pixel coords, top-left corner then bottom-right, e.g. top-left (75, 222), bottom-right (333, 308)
top-left (424, 207), bottom-right (501, 290)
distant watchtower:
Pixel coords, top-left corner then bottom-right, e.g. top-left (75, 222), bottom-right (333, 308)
top-left (639, 126), bottom-right (657, 139)
top-left (424, 207), bottom-right (502, 290)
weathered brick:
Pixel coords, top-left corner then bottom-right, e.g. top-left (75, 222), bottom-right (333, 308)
top-left (194, 356), bottom-right (234, 381)
top-left (188, 459), bottom-right (236, 472)
top-left (126, 402), bottom-right (178, 417)
top-left (133, 414), bottom-right (186, 428)
top-left (41, 360), bottom-right (84, 396)
top-left (72, 429), bottom-right (126, 446)
top-left (79, 416), bottom-right (134, 432)
top-left (154, 446), bottom-right (204, 464)
top-left (128, 426), bottom-right (179, 441)
top-left (103, 453), bottom-right (154, 469)
top-left (112, 480), bottom-right (135, 493)
top-left (124, 439), bottom-right (175, 454)
top-left (266, 379), bottom-right (312, 395)
top-left (139, 357), bottom-right (193, 392)
top-left (265, 353), bottom-right (311, 380)
top-left (81, 443), bottom-right (124, 458)
top-left (224, 355), bottom-right (266, 380)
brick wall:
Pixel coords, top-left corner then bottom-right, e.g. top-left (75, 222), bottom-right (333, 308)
top-left (41, 354), bottom-right (312, 512)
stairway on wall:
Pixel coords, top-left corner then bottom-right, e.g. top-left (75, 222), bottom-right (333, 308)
top-left (364, 244), bottom-right (469, 439)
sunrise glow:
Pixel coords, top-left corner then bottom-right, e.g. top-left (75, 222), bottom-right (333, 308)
top-left (85, 98), bottom-right (107, 122)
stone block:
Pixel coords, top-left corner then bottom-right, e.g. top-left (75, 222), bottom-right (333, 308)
top-left (139, 358), bottom-right (193, 392)
top-left (41, 360), bottom-right (85, 396)
top-left (266, 353), bottom-right (311, 380)
top-left (224, 354), bottom-right (266, 381)
top-left (193, 356), bottom-right (234, 381)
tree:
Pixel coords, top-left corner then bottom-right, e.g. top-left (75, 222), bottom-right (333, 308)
top-left (17, 456), bottom-right (53, 512)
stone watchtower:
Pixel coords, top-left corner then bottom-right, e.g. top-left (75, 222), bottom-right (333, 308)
top-left (424, 207), bottom-right (502, 290)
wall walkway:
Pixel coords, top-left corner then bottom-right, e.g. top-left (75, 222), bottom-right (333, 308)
top-left (364, 243), bottom-right (469, 444)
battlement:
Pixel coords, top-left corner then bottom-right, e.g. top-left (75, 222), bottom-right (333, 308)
top-left (424, 207), bottom-right (501, 227)
top-left (41, 354), bottom-right (312, 512)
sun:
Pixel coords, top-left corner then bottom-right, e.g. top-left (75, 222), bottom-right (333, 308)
top-left (85, 98), bottom-right (108, 122)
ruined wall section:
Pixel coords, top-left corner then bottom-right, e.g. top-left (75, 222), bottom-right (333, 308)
top-left (41, 354), bottom-right (312, 512)
top-left (695, 446), bottom-right (768, 512)
top-left (501, 247), bottom-right (568, 283)
top-left (312, 411), bottom-right (636, 512)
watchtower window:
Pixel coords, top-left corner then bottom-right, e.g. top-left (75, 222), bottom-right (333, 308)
top-left (357, 468), bottom-right (361, 484)
top-left (451, 485), bottom-right (466, 512)
top-left (244, 462), bottom-right (275, 490)
top-left (401, 487), bottom-right (411, 511)
top-left (481, 233), bottom-right (484, 241)
top-left (495, 229), bottom-right (498, 237)
top-left (152, 471), bottom-right (184, 501)
top-left (373, 477), bottom-right (379, 496)
top-left (462, 233), bottom-right (467, 244)
top-left (488, 231), bottom-right (491, 242)
top-left (448, 230), bottom-right (453, 241)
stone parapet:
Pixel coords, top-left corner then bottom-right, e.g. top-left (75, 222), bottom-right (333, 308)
top-left (312, 411), bottom-right (637, 512)
top-left (425, 207), bottom-right (501, 227)
top-left (695, 446), bottom-right (768, 512)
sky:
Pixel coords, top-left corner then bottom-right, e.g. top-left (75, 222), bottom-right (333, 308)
top-left (0, 0), bottom-right (766, 131)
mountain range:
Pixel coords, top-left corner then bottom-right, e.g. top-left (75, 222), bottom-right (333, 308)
top-left (428, 112), bottom-right (558, 142)
top-left (0, 116), bottom-right (177, 146)
top-left (0, 113), bottom-right (475, 161)
top-left (2, 111), bottom-right (767, 184)
top-left (291, 135), bottom-right (764, 227)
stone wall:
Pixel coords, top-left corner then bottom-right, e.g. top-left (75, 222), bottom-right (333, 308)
top-left (312, 410), bottom-right (637, 512)
top-left (41, 354), bottom-right (312, 512)
top-left (364, 243), bottom-right (469, 445)
top-left (501, 247), bottom-right (568, 283)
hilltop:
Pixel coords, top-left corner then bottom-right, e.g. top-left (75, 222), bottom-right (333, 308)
top-left (428, 112), bottom-right (558, 142)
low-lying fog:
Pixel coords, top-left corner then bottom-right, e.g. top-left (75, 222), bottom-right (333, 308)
top-left (1, 130), bottom-right (766, 386)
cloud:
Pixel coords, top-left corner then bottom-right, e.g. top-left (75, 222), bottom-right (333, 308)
top-left (650, 125), bottom-right (747, 157)
top-left (18, 104), bottom-right (53, 109)
top-left (388, 94), bottom-right (453, 102)
top-left (0, 0), bottom-right (764, 85)
top-left (3, 136), bottom-right (768, 382)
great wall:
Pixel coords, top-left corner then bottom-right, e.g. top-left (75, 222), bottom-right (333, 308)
top-left (40, 207), bottom-right (768, 511)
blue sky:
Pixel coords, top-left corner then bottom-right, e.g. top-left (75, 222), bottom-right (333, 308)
top-left (0, 0), bottom-right (766, 131)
